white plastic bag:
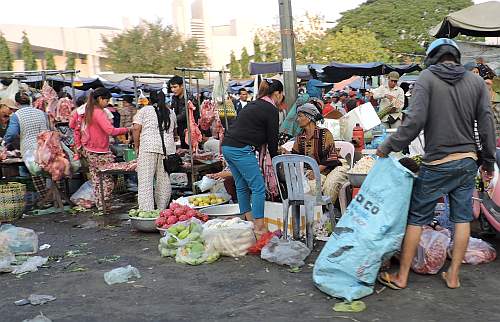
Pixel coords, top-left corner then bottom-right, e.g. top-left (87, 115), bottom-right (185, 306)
top-left (261, 236), bottom-right (311, 267)
top-left (202, 218), bottom-right (256, 257)
top-left (0, 224), bottom-right (39, 255)
top-left (104, 265), bottom-right (141, 285)
top-left (12, 256), bottom-right (48, 274)
top-left (196, 176), bottom-right (217, 192)
top-left (70, 181), bottom-right (95, 208)
top-left (22, 150), bottom-right (42, 176)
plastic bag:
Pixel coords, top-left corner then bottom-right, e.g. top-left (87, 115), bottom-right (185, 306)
top-left (411, 227), bottom-right (451, 274)
top-left (0, 224), bottom-right (39, 255)
top-left (448, 237), bottom-right (497, 265)
top-left (248, 231), bottom-right (277, 255)
top-left (22, 150), bottom-right (42, 176)
top-left (202, 218), bottom-right (256, 257)
top-left (158, 218), bottom-right (204, 257)
top-left (22, 312), bottom-right (52, 322)
top-left (0, 246), bottom-right (15, 272)
top-left (261, 236), bottom-right (311, 267)
top-left (175, 242), bottom-right (220, 265)
top-left (196, 176), bottom-right (217, 192)
top-left (12, 256), bottom-right (48, 274)
top-left (70, 181), bottom-right (95, 209)
top-left (313, 212), bottom-right (334, 240)
top-left (313, 157), bottom-right (415, 301)
top-left (170, 173), bottom-right (188, 187)
top-left (104, 265), bottom-right (141, 285)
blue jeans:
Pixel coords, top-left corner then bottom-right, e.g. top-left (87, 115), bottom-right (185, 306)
top-left (222, 145), bottom-right (266, 219)
top-left (408, 158), bottom-right (478, 226)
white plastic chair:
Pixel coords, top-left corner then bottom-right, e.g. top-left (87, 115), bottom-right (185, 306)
top-left (272, 155), bottom-right (335, 249)
top-left (335, 141), bottom-right (355, 168)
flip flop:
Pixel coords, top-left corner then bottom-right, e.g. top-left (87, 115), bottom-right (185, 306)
top-left (441, 272), bottom-right (461, 289)
top-left (377, 272), bottom-right (405, 290)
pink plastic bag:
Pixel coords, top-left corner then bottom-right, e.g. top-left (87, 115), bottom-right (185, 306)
top-left (448, 237), bottom-right (497, 265)
top-left (411, 226), bottom-right (451, 274)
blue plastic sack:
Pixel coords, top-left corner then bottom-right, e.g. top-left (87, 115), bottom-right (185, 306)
top-left (313, 157), bottom-right (414, 301)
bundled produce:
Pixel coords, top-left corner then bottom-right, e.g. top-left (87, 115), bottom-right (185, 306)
top-left (176, 242), bottom-right (220, 265)
top-left (155, 203), bottom-right (208, 230)
top-left (202, 218), bottom-right (256, 257)
top-left (158, 218), bottom-right (204, 257)
top-left (349, 156), bottom-right (375, 174)
top-left (55, 97), bottom-right (74, 122)
top-left (35, 131), bottom-right (71, 181)
top-left (128, 209), bottom-right (160, 219)
top-left (184, 101), bottom-right (202, 153)
top-left (411, 226), bottom-right (451, 274)
top-left (448, 237), bottom-right (497, 265)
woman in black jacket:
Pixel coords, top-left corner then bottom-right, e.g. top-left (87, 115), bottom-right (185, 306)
top-left (222, 79), bottom-right (283, 236)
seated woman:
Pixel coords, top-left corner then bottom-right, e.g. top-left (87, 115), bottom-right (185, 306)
top-left (291, 103), bottom-right (350, 202)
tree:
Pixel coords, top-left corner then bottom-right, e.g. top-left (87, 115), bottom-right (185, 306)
top-left (239, 47), bottom-right (250, 78)
top-left (66, 53), bottom-right (75, 70)
top-left (229, 50), bottom-right (241, 79)
top-left (45, 51), bottom-right (56, 70)
top-left (0, 33), bottom-right (12, 70)
top-left (253, 35), bottom-right (263, 62)
top-left (321, 28), bottom-right (389, 63)
top-left (331, 0), bottom-right (473, 56)
top-left (21, 31), bottom-right (37, 70)
top-left (102, 20), bottom-right (207, 74)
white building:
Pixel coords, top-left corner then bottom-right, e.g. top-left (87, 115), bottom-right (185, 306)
top-left (0, 24), bottom-right (119, 76)
top-left (171, 0), bottom-right (256, 70)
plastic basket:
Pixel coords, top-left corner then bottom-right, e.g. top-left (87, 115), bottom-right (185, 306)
top-left (0, 182), bottom-right (27, 222)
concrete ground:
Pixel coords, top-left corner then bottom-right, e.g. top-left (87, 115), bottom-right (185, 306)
top-left (1, 209), bottom-right (500, 322)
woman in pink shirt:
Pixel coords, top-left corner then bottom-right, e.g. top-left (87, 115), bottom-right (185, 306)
top-left (78, 88), bottom-right (129, 210)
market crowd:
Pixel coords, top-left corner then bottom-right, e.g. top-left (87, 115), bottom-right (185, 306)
top-left (0, 37), bottom-right (498, 292)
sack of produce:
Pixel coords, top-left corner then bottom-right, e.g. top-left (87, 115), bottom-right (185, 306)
top-left (202, 218), bottom-right (256, 257)
top-left (313, 157), bottom-right (414, 302)
top-left (175, 242), bottom-right (220, 265)
top-left (411, 226), bottom-right (450, 274)
top-left (0, 224), bottom-right (38, 255)
top-left (158, 218), bottom-right (204, 257)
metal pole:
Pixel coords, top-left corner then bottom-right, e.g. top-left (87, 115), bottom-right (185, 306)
top-left (70, 73), bottom-right (76, 104)
top-left (133, 76), bottom-right (138, 109)
top-left (278, 0), bottom-right (298, 109)
top-left (220, 71), bottom-right (228, 129)
top-left (196, 78), bottom-right (200, 107)
top-left (182, 71), bottom-right (196, 192)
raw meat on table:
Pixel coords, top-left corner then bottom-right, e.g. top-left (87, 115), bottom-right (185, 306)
top-left (184, 101), bottom-right (202, 153)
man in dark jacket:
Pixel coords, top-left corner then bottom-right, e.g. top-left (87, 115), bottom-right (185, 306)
top-left (233, 88), bottom-right (249, 115)
top-left (377, 39), bottom-right (496, 290)
top-left (170, 75), bottom-right (199, 149)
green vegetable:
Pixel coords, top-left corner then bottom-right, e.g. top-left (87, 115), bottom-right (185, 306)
top-left (178, 229), bottom-right (189, 240)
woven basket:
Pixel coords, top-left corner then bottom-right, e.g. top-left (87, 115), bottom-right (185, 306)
top-left (0, 182), bottom-right (26, 222)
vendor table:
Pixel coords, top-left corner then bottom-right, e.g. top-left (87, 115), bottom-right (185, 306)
top-left (0, 160), bottom-right (72, 212)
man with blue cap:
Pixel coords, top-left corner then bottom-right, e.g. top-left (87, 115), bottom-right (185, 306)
top-left (377, 38), bottom-right (496, 290)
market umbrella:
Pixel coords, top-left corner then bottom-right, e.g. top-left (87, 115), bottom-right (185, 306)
top-left (430, 1), bottom-right (500, 38)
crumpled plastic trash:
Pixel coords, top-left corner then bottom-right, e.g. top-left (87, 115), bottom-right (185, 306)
top-left (22, 312), bottom-right (52, 322)
top-left (0, 224), bottom-right (38, 255)
top-left (104, 265), bottom-right (141, 285)
top-left (261, 237), bottom-right (311, 267)
top-left (12, 256), bottom-right (48, 274)
top-left (0, 247), bottom-right (16, 272)
top-left (27, 294), bottom-right (56, 305)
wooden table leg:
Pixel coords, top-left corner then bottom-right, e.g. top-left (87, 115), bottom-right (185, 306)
top-left (99, 171), bottom-right (107, 214)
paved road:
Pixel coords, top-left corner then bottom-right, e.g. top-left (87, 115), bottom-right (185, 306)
top-left (1, 211), bottom-right (499, 322)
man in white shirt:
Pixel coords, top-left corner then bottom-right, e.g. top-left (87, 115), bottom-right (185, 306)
top-left (372, 71), bottom-right (405, 128)
top-left (234, 88), bottom-right (249, 115)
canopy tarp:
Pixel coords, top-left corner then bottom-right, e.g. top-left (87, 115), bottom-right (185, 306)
top-left (249, 62), bottom-right (283, 75)
top-left (431, 1), bottom-right (500, 38)
top-left (321, 62), bottom-right (421, 83)
top-left (22, 76), bottom-right (103, 91)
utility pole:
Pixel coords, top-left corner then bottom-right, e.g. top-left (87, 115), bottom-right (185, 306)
top-left (278, 0), bottom-right (297, 109)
